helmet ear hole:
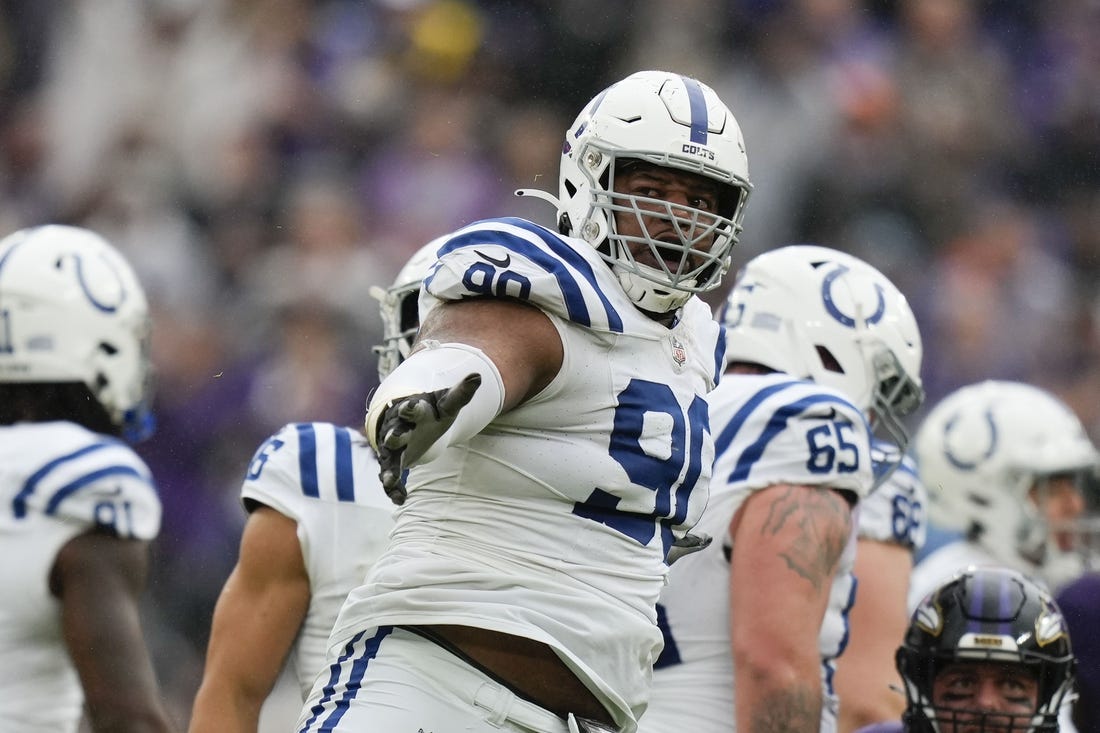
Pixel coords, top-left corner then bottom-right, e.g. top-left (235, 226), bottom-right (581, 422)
top-left (815, 345), bottom-right (844, 374)
top-left (557, 212), bottom-right (572, 236)
top-left (398, 296), bottom-right (418, 335)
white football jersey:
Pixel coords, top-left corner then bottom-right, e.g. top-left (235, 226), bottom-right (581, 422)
top-left (328, 218), bottom-right (724, 731)
top-left (641, 373), bottom-right (874, 733)
top-left (859, 443), bottom-right (927, 551)
top-left (240, 422), bottom-right (395, 700)
top-left (0, 421), bottom-right (161, 732)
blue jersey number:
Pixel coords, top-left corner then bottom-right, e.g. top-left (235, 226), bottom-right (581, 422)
top-left (463, 262), bottom-right (532, 300)
top-left (891, 491), bottom-right (924, 546)
top-left (806, 422), bottom-right (860, 474)
top-left (575, 379), bottom-right (709, 555)
top-left (246, 437), bottom-right (285, 481)
top-left (93, 498), bottom-right (135, 537)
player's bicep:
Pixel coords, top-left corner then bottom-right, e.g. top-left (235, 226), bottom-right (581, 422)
top-left (728, 483), bottom-right (853, 730)
top-left (203, 506), bottom-right (310, 694)
top-left (52, 532), bottom-right (170, 729)
top-left (835, 539), bottom-right (912, 729)
top-left (729, 483), bottom-right (852, 655)
top-left (415, 298), bottom-right (563, 408)
top-left (191, 507), bottom-right (311, 731)
top-left (732, 483), bottom-right (853, 592)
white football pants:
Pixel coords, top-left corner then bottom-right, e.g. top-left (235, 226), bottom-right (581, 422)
top-left (295, 625), bottom-right (613, 733)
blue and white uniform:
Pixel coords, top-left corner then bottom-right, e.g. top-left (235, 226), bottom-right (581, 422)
top-left (640, 374), bottom-right (875, 733)
top-left (0, 421), bottom-right (161, 732)
top-left (859, 444), bottom-right (926, 555)
top-left (241, 422), bottom-right (394, 707)
top-left (299, 217), bottom-right (725, 733)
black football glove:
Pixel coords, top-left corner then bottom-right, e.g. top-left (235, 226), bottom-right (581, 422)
top-left (666, 531), bottom-right (712, 565)
top-left (374, 372), bottom-right (482, 505)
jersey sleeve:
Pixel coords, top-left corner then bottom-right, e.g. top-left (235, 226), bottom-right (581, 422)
top-left (240, 422), bottom-right (392, 520)
top-left (713, 379), bottom-right (876, 501)
top-left (858, 445), bottom-right (928, 551)
top-left (240, 423), bottom-right (311, 522)
top-left (422, 217), bottom-right (631, 334)
top-left (23, 438), bottom-right (161, 541)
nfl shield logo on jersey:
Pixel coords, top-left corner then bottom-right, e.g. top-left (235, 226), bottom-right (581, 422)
top-left (669, 335), bottom-right (687, 369)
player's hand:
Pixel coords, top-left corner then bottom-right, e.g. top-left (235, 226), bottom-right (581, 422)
top-left (666, 531), bottom-right (712, 564)
top-left (374, 373), bottom-right (482, 505)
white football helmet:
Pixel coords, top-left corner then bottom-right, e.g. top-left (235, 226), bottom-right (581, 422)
top-left (720, 245), bottom-right (924, 458)
top-left (0, 225), bottom-right (154, 441)
top-left (915, 380), bottom-right (1100, 578)
top-left (518, 70), bottom-right (752, 314)
top-left (369, 241), bottom-right (441, 381)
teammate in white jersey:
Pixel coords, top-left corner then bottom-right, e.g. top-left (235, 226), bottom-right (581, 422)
top-left (296, 69), bottom-right (752, 733)
top-left (908, 380), bottom-right (1099, 611)
top-left (640, 245), bottom-right (924, 733)
top-left (188, 245), bottom-right (436, 731)
top-left (0, 225), bottom-right (174, 732)
top-left (835, 443), bottom-right (928, 732)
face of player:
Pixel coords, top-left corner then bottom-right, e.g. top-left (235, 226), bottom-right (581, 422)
top-left (610, 162), bottom-right (723, 273)
top-left (1030, 473), bottom-right (1087, 552)
top-left (932, 661), bottom-right (1039, 733)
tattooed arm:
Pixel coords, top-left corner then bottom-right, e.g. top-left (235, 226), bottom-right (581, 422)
top-left (728, 483), bottom-right (854, 733)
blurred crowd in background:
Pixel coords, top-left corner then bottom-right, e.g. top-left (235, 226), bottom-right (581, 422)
top-left (0, 0), bottom-right (1097, 723)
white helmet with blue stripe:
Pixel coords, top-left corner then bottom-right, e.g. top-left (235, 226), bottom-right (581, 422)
top-left (521, 70), bottom-right (752, 314)
top-left (0, 225), bottom-right (155, 441)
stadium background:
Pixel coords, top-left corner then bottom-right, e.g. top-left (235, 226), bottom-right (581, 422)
top-left (0, 0), bottom-right (1096, 725)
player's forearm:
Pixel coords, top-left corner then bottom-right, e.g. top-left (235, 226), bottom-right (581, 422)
top-left (85, 700), bottom-right (175, 733)
top-left (188, 687), bottom-right (262, 733)
top-left (736, 682), bottom-right (821, 733)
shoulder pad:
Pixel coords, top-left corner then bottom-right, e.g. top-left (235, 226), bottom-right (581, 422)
top-left (241, 422), bottom-right (389, 517)
top-left (714, 375), bottom-right (874, 498)
top-left (14, 437), bottom-right (160, 540)
top-left (423, 218), bottom-right (633, 333)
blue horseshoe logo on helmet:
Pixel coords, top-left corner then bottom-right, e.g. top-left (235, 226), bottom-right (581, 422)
top-left (67, 253), bottom-right (127, 314)
top-left (822, 265), bottom-right (885, 327)
top-left (942, 409), bottom-right (998, 471)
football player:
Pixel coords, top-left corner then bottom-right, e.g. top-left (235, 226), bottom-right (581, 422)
top-left (0, 225), bottom-right (174, 732)
top-left (296, 69), bottom-right (752, 733)
top-left (639, 245), bottom-right (924, 733)
top-left (1055, 572), bottom-right (1099, 733)
top-left (908, 380), bottom-right (1099, 608)
top-left (836, 441), bottom-right (928, 732)
top-left (188, 243), bottom-right (437, 731)
top-left (856, 566), bottom-right (1075, 733)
